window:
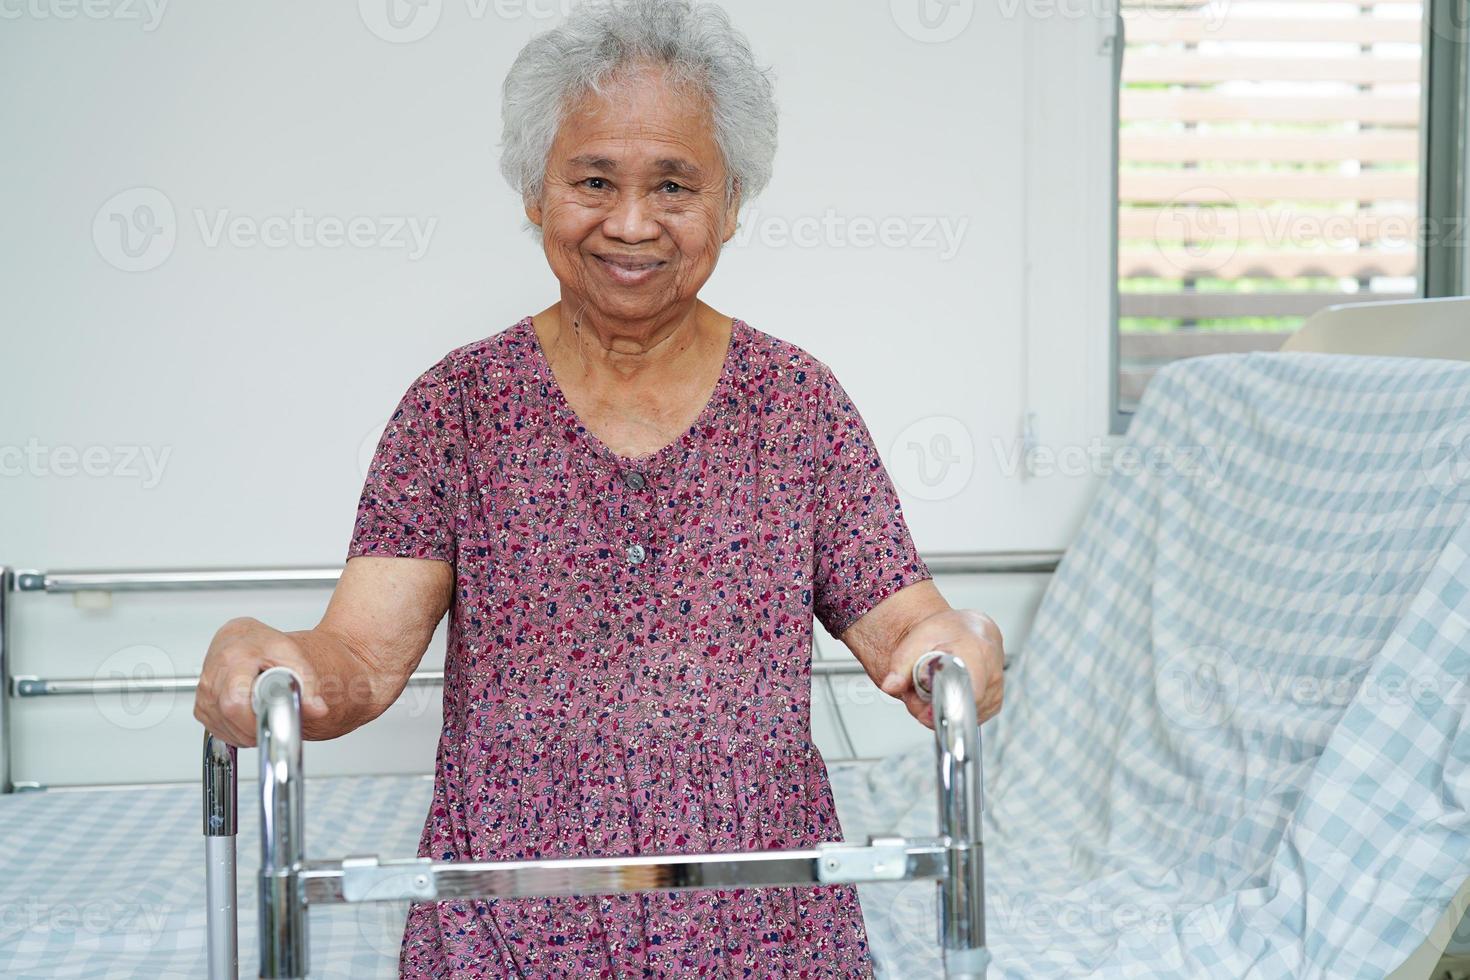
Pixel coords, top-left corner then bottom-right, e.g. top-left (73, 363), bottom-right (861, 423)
top-left (1113, 0), bottom-right (1429, 417)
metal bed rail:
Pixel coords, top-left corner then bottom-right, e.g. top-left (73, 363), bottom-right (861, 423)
top-left (15, 552), bottom-right (1061, 595)
top-left (13, 660), bottom-right (883, 699)
top-left (1, 551), bottom-right (1056, 793)
top-left (203, 652), bottom-right (990, 978)
top-left (12, 567), bottom-right (345, 593)
top-left (2, 551), bottom-right (1060, 769)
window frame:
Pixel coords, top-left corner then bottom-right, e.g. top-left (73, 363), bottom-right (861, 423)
top-left (1109, 0), bottom-right (1470, 434)
top-left (1422, 0), bottom-right (1470, 298)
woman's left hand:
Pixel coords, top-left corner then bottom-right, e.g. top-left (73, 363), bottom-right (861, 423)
top-left (879, 609), bottom-right (1005, 728)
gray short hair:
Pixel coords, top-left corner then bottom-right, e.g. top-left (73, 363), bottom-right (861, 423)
top-left (499, 0), bottom-right (779, 216)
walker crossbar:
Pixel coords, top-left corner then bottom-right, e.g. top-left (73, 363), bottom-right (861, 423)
top-left (202, 652), bottom-right (989, 978)
top-left (296, 839), bottom-right (950, 904)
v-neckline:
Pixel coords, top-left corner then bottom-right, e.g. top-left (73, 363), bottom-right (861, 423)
top-left (521, 313), bottom-right (745, 468)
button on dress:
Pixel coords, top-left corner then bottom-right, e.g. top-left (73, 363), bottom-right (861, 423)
top-left (349, 316), bottom-right (931, 978)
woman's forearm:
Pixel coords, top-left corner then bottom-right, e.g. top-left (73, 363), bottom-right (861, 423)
top-left (194, 558), bottom-right (449, 749)
top-left (285, 625), bottom-right (404, 741)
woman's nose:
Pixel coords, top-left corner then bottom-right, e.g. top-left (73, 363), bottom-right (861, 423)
top-left (601, 192), bottom-right (661, 244)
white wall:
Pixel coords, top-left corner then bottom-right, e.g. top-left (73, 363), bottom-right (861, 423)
top-left (0, 0), bottom-right (1117, 786)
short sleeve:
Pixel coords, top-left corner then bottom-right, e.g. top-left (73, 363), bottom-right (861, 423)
top-left (811, 366), bottom-right (931, 636)
top-left (347, 356), bottom-right (467, 564)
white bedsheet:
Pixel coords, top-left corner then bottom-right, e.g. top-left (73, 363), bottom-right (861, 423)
top-left (0, 761), bottom-right (918, 978)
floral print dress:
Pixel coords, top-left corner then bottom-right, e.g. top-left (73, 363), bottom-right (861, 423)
top-left (349, 315), bottom-right (931, 978)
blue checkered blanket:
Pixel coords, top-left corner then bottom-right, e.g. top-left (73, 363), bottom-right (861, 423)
top-left (843, 352), bottom-right (1470, 978)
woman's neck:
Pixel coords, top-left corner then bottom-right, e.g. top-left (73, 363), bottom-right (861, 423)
top-left (535, 299), bottom-right (724, 387)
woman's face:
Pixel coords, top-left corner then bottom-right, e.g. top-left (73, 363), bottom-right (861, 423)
top-left (527, 65), bottom-right (740, 329)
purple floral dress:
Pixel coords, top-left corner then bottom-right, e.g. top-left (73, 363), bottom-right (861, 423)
top-left (349, 315), bottom-right (930, 978)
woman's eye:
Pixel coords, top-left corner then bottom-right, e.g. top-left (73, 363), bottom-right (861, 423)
top-left (582, 177), bottom-right (607, 190)
top-left (660, 181), bottom-right (684, 194)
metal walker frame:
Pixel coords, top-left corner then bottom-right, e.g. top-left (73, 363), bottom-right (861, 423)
top-left (203, 651), bottom-right (989, 978)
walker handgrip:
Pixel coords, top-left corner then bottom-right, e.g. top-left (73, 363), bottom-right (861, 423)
top-left (252, 665), bottom-right (303, 716)
top-left (913, 650), bottom-right (988, 977)
top-left (912, 650), bottom-right (947, 702)
top-left (253, 665), bottom-right (308, 979)
top-left (204, 664), bottom-right (298, 980)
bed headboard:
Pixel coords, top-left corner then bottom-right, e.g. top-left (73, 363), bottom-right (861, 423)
top-left (1279, 296), bottom-right (1470, 360)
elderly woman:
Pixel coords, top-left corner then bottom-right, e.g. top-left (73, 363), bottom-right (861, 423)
top-left (194, 0), bottom-right (1003, 975)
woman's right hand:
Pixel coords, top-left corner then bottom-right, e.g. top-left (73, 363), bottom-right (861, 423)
top-left (193, 616), bottom-right (331, 748)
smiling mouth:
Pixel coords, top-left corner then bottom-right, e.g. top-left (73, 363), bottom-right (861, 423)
top-left (595, 255), bottom-right (666, 272)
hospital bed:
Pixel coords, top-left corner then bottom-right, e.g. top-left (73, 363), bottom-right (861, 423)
top-left (0, 552), bottom-right (1047, 977)
top-left (4, 297), bottom-right (1470, 977)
